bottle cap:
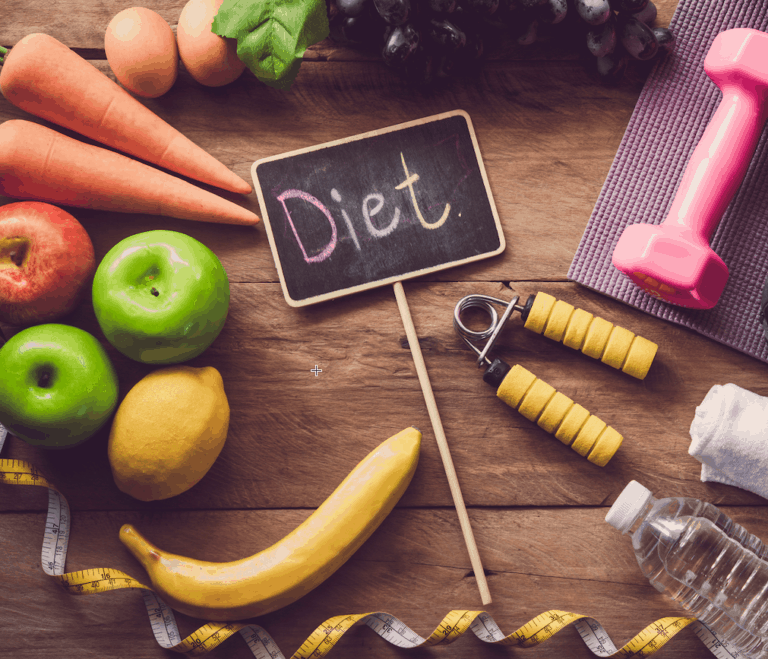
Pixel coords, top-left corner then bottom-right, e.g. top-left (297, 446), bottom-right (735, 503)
top-left (605, 480), bottom-right (653, 534)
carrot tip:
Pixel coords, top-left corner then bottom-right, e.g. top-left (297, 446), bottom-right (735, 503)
top-left (233, 179), bottom-right (253, 195)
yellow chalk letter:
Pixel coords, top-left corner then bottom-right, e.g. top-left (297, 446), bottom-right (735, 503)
top-left (395, 152), bottom-right (450, 230)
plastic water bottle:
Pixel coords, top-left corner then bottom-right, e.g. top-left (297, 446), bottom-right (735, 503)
top-left (605, 480), bottom-right (768, 658)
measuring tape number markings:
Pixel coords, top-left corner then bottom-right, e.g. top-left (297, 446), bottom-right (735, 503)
top-left (0, 426), bottom-right (744, 658)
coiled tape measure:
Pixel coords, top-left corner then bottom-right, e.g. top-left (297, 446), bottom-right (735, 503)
top-left (0, 425), bottom-right (741, 658)
top-left (454, 291), bottom-right (659, 467)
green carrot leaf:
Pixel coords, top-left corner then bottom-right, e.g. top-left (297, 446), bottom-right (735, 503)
top-left (212, 0), bottom-right (329, 90)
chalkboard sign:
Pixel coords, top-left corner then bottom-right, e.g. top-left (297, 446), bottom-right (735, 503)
top-left (251, 110), bottom-right (505, 307)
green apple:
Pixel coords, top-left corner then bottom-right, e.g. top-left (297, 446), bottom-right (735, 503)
top-left (92, 230), bottom-right (230, 364)
top-left (0, 324), bottom-right (119, 448)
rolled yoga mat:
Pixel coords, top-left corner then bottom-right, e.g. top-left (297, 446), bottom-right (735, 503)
top-left (568, 0), bottom-right (768, 363)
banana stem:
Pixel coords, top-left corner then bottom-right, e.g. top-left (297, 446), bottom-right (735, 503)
top-left (120, 524), bottom-right (160, 569)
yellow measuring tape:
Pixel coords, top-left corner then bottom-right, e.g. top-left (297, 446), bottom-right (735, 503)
top-left (0, 426), bottom-right (737, 658)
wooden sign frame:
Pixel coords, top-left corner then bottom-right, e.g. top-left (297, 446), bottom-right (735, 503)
top-left (251, 110), bottom-right (505, 307)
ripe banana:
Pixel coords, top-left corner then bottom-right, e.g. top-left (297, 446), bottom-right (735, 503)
top-left (119, 426), bottom-right (422, 621)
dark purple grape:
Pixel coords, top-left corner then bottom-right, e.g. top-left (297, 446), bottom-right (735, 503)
top-left (515, 17), bottom-right (538, 45)
top-left (514, 0), bottom-right (547, 10)
top-left (492, 0), bottom-right (522, 23)
top-left (466, 0), bottom-right (500, 16)
top-left (652, 27), bottom-right (675, 53)
top-left (472, 13), bottom-right (507, 50)
top-left (610, 0), bottom-right (648, 12)
top-left (403, 44), bottom-right (436, 85)
top-left (618, 14), bottom-right (658, 59)
top-left (330, 12), bottom-right (382, 45)
top-left (586, 14), bottom-right (616, 57)
top-left (433, 25), bottom-right (482, 78)
top-left (428, 18), bottom-right (467, 50)
top-left (634, 0), bottom-right (656, 24)
top-left (436, 53), bottom-right (459, 78)
top-left (449, 11), bottom-right (485, 46)
top-left (538, 0), bottom-right (567, 24)
top-left (429, 0), bottom-right (457, 12)
top-left (597, 51), bottom-right (627, 84)
top-left (447, 4), bottom-right (473, 29)
top-left (575, 0), bottom-right (611, 26)
top-left (465, 30), bottom-right (485, 59)
top-left (337, 0), bottom-right (370, 17)
top-left (382, 23), bottom-right (420, 66)
top-left (373, 0), bottom-right (411, 25)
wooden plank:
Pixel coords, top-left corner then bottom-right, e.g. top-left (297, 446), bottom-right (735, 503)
top-left (2, 281), bottom-right (763, 512)
top-left (0, 505), bottom-right (748, 658)
top-left (0, 0), bottom-right (677, 53)
top-left (0, 57), bottom-right (644, 284)
top-left (2, 2), bottom-right (757, 656)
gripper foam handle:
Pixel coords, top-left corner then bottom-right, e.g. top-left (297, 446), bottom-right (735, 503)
top-left (523, 292), bottom-right (657, 380)
top-left (496, 364), bottom-right (622, 467)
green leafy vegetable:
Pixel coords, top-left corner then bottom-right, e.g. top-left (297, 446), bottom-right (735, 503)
top-left (212, 0), bottom-right (329, 90)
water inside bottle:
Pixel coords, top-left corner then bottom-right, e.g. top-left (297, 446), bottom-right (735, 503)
top-left (631, 497), bottom-right (768, 657)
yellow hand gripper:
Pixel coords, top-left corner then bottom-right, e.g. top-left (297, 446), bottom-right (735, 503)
top-left (453, 291), bottom-right (658, 467)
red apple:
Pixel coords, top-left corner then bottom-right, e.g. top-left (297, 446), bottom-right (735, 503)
top-left (0, 202), bottom-right (95, 325)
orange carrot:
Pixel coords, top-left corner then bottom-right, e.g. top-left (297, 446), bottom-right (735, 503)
top-left (0, 33), bottom-right (252, 195)
top-left (0, 120), bottom-right (259, 226)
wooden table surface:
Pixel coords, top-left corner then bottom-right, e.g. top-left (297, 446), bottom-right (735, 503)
top-left (3, 1), bottom-right (767, 657)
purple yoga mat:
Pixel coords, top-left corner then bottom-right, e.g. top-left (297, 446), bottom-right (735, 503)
top-left (568, 1), bottom-right (768, 363)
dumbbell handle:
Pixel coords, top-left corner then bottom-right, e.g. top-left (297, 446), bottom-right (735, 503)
top-left (667, 86), bottom-right (768, 242)
top-left (523, 292), bottom-right (658, 380)
top-left (487, 361), bottom-right (623, 467)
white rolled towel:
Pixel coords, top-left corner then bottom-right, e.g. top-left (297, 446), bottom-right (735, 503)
top-left (689, 383), bottom-right (768, 499)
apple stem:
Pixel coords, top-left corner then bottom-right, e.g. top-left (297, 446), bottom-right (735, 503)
top-left (37, 372), bottom-right (51, 388)
top-left (9, 250), bottom-right (22, 267)
top-left (150, 287), bottom-right (159, 297)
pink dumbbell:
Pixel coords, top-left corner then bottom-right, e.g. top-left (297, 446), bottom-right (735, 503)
top-left (612, 28), bottom-right (768, 310)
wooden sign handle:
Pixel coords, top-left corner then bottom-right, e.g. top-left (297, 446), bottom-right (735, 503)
top-left (393, 281), bottom-right (492, 605)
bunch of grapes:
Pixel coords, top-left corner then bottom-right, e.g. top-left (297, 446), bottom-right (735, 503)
top-left (574, 0), bottom-right (675, 83)
top-left (327, 0), bottom-right (675, 85)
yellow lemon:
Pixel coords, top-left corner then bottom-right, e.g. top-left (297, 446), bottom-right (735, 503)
top-left (108, 365), bottom-right (229, 501)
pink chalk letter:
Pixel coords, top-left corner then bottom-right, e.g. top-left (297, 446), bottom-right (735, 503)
top-left (277, 189), bottom-right (338, 263)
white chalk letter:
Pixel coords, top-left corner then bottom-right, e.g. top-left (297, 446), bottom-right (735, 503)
top-left (362, 193), bottom-right (400, 238)
top-left (331, 188), bottom-right (361, 250)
